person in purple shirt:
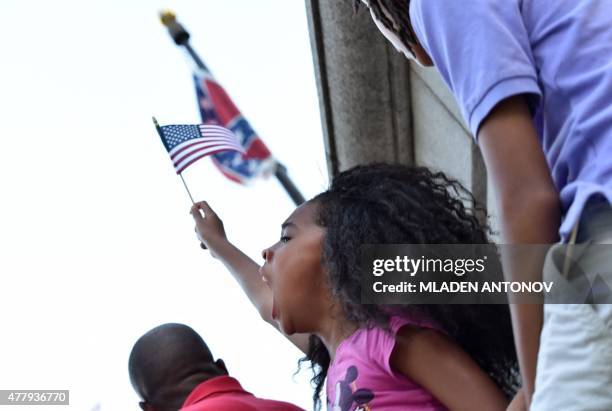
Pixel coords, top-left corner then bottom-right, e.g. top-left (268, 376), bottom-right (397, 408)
top-left (356, 0), bottom-right (612, 410)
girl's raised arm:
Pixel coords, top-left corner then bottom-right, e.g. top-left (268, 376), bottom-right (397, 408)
top-left (190, 201), bottom-right (310, 354)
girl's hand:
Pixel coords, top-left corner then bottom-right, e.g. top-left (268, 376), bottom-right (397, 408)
top-left (190, 201), bottom-right (227, 255)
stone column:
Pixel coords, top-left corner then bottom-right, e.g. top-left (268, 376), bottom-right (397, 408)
top-left (305, 0), bottom-right (492, 229)
top-left (305, 0), bottom-right (414, 176)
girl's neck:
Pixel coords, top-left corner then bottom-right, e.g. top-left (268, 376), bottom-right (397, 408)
top-left (316, 308), bottom-right (359, 362)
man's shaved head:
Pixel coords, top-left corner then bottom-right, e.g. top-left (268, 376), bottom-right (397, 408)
top-left (128, 323), bottom-right (227, 411)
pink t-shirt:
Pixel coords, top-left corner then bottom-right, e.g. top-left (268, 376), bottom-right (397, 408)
top-left (326, 316), bottom-right (448, 411)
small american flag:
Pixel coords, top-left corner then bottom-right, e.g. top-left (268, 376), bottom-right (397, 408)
top-left (157, 123), bottom-right (245, 174)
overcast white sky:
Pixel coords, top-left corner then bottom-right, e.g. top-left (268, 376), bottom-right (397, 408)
top-left (0, 1), bottom-right (327, 409)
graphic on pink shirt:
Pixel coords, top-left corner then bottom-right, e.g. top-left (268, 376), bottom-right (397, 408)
top-left (330, 365), bottom-right (374, 411)
top-left (326, 315), bottom-right (448, 411)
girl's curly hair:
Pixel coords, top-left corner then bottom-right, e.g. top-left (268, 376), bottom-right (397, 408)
top-left (300, 163), bottom-right (519, 410)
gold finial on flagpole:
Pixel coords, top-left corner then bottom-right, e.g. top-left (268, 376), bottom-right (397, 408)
top-left (159, 9), bottom-right (191, 46)
top-left (159, 9), bottom-right (176, 27)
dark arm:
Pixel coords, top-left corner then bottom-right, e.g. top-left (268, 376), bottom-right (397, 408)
top-left (477, 95), bottom-right (561, 404)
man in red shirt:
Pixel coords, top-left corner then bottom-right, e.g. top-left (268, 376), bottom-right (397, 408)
top-left (128, 323), bottom-right (304, 411)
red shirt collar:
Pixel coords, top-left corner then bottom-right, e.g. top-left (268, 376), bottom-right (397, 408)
top-left (181, 376), bottom-right (251, 408)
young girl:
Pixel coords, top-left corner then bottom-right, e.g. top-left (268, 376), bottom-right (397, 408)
top-left (191, 163), bottom-right (520, 410)
top-left (356, 1), bottom-right (612, 409)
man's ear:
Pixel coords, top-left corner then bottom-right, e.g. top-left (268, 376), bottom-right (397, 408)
top-left (215, 358), bottom-right (229, 375)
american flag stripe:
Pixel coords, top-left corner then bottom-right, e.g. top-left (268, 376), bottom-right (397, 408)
top-left (175, 145), bottom-right (242, 174)
top-left (173, 142), bottom-right (243, 170)
top-left (170, 137), bottom-right (242, 159)
top-left (197, 124), bottom-right (229, 132)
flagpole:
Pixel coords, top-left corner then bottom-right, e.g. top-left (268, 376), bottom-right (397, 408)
top-left (159, 10), bottom-right (306, 206)
top-left (274, 163), bottom-right (305, 206)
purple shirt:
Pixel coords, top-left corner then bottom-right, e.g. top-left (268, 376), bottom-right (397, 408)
top-left (409, 0), bottom-right (612, 240)
top-left (327, 316), bottom-right (447, 411)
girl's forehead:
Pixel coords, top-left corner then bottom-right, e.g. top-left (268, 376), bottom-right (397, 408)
top-left (284, 201), bottom-right (318, 227)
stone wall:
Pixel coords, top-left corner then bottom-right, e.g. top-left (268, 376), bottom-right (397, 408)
top-left (305, 0), bottom-right (499, 233)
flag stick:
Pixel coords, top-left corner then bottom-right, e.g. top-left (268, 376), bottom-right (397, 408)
top-left (153, 116), bottom-right (208, 249)
top-left (152, 116), bottom-right (196, 205)
top-left (179, 174), bottom-right (196, 204)
top-left (159, 10), bottom-right (306, 206)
